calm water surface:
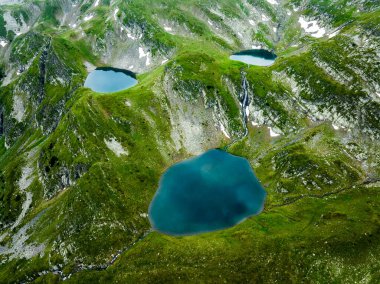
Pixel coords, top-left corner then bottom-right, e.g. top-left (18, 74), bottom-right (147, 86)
top-left (230, 49), bottom-right (277, 66)
top-left (149, 149), bottom-right (266, 236)
top-left (84, 67), bottom-right (137, 93)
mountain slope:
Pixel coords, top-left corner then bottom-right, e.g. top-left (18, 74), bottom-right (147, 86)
top-left (0, 0), bottom-right (379, 283)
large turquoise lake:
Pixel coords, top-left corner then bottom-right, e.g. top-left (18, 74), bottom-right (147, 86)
top-left (149, 149), bottom-right (266, 236)
top-left (230, 49), bottom-right (277, 66)
top-left (84, 67), bottom-right (137, 93)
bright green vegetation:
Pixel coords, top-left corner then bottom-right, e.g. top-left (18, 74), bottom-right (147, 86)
top-left (66, 184), bottom-right (380, 283)
top-left (0, 0), bottom-right (379, 283)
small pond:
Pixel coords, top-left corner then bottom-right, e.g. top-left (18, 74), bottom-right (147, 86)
top-left (149, 149), bottom-right (266, 236)
top-left (84, 67), bottom-right (137, 93)
top-left (230, 49), bottom-right (277, 66)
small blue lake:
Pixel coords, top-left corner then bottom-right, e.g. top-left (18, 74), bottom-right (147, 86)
top-left (230, 49), bottom-right (277, 66)
top-left (84, 67), bottom-right (137, 93)
top-left (149, 149), bottom-right (266, 236)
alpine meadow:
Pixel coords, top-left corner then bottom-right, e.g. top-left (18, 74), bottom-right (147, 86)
top-left (0, 0), bottom-right (379, 283)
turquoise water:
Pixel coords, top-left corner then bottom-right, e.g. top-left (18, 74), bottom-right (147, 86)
top-left (149, 149), bottom-right (266, 236)
top-left (84, 67), bottom-right (137, 93)
top-left (230, 49), bottom-right (277, 66)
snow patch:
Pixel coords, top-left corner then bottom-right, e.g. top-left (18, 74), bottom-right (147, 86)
top-left (94, 0), bottom-right (99, 7)
top-left (245, 106), bottom-right (250, 117)
top-left (127, 33), bottom-right (136, 40)
top-left (104, 138), bottom-right (128, 157)
top-left (164, 26), bottom-right (172, 32)
top-left (84, 14), bottom-right (94, 22)
top-left (0, 40), bottom-right (7, 47)
top-left (138, 47), bottom-right (151, 66)
top-left (266, 0), bottom-right (278, 5)
top-left (114, 8), bottom-right (119, 20)
top-left (208, 20), bottom-right (213, 26)
top-left (298, 16), bottom-right (326, 38)
top-left (262, 15), bottom-right (269, 21)
top-left (249, 20), bottom-right (255, 26)
top-left (252, 45), bottom-right (261, 49)
top-left (146, 53), bottom-right (151, 66)
top-left (139, 47), bottom-right (147, 58)
top-left (220, 123), bottom-right (231, 139)
top-left (269, 127), bottom-right (281, 137)
top-left (162, 59), bottom-right (168, 64)
top-left (328, 30), bottom-right (340, 38)
top-left (332, 124), bottom-right (340, 130)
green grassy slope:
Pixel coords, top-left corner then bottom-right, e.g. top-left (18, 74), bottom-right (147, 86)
top-left (0, 0), bottom-right (379, 283)
top-left (66, 184), bottom-right (380, 283)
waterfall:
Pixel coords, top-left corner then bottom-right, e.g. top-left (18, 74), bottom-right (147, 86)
top-left (240, 70), bottom-right (249, 138)
top-left (224, 70), bottom-right (250, 150)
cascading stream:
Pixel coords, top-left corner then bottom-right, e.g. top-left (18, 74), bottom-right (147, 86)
top-left (240, 70), bottom-right (249, 138)
top-left (224, 69), bottom-right (250, 150)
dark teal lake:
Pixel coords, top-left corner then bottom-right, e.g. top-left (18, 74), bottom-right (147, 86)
top-left (230, 49), bottom-right (277, 66)
top-left (149, 149), bottom-right (266, 236)
top-left (84, 67), bottom-right (137, 93)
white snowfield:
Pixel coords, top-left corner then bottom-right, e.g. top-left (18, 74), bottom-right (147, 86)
top-left (114, 8), bottom-right (119, 20)
top-left (139, 47), bottom-right (151, 66)
top-left (104, 137), bottom-right (128, 157)
top-left (269, 127), bottom-right (281, 137)
top-left (83, 14), bottom-right (94, 22)
top-left (266, 0), bottom-right (278, 5)
top-left (328, 30), bottom-right (340, 38)
top-left (298, 16), bottom-right (326, 38)
top-left (127, 32), bottom-right (136, 40)
top-left (139, 47), bottom-right (147, 58)
top-left (332, 124), bottom-right (340, 130)
top-left (220, 123), bottom-right (231, 139)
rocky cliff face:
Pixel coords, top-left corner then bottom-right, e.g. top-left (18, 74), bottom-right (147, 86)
top-left (0, 0), bottom-right (379, 282)
top-left (1, 34), bottom-right (82, 148)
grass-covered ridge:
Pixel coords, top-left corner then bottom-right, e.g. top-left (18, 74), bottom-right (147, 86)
top-left (0, 0), bottom-right (379, 282)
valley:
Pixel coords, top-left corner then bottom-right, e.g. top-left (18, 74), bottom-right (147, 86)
top-left (0, 0), bottom-right (379, 282)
